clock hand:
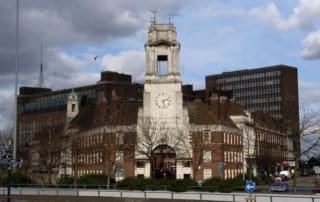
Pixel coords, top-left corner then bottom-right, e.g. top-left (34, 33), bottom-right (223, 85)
top-left (162, 99), bottom-right (168, 104)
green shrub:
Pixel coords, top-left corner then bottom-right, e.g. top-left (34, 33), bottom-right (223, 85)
top-left (57, 176), bottom-right (74, 185)
top-left (168, 178), bottom-right (199, 192)
top-left (0, 170), bottom-right (32, 185)
top-left (201, 176), bottom-right (244, 193)
top-left (117, 177), bottom-right (198, 192)
top-left (11, 171), bottom-right (32, 184)
top-left (76, 174), bottom-right (115, 185)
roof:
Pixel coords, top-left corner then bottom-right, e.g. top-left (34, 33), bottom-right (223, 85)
top-left (70, 100), bottom-right (141, 131)
top-left (251, 110), bottom-right (283, 131)
top-left (186, 98), bottom-right (240, 127)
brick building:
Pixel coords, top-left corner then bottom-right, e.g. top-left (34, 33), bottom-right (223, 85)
top-left (17, 23), bottom-right (292, 183)
top-left (206, 66), bottom-right (299, 167)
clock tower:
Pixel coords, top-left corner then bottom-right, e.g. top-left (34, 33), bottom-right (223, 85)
top-left (143, 23), bottom-right (183, 119)
top-left (136, 23), bottom-right (192, 179)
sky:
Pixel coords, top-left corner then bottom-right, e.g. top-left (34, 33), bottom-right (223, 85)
top-left (1, 0), bottom-right (320, 131)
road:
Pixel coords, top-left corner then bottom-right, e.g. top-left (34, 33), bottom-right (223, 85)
top-left (286, 174), bottom-right (319, 187)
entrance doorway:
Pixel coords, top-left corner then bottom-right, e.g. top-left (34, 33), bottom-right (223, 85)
top-left (151, 145), bottom-right (176, 179)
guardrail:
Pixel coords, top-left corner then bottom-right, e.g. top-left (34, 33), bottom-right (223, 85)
top-left (7, 184), bottom-right (319, 194)
top-left (0, 188), bottom-right (320, 202)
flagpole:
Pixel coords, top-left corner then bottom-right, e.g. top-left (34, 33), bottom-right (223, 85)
top-left (13, 0), bottom-right (19, 159)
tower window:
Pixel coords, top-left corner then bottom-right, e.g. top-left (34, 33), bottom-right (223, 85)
top-left (71, 104), bottom-right (76, 112)
top-left (157, 55), bottom-right (168, 76)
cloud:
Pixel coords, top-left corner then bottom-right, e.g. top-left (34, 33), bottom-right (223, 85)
top-left (249, 1), bottom-right (320, 31)
top-left (248, 1), bottom-right (320, 60)
top-left (0, 90), bottom-right (15, 130)
top-left (299, 80), bottom-right (320, 108)
top-left (0, 0), bottom-right (190, 130)
top-left (101, 50), bottom-right (145, 82)
top-left (301, 30), bottom-right (320, 59)
top-left (249, 3), bottom-right (290, 30)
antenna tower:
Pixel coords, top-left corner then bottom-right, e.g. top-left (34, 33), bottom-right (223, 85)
top-left (168, 13), bottom-right (179, 24)
top-left (150, 9), bottom-right (157, 24)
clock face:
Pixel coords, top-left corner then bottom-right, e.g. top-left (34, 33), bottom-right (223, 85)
top-left (155, 92), bottom-right (172, 109)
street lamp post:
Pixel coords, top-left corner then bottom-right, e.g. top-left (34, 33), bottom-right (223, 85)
top-left (13, 0), bottom-right (20, 160)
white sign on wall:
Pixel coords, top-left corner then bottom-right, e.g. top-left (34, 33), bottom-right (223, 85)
top-left (314, 166), bottom-right (320, 174)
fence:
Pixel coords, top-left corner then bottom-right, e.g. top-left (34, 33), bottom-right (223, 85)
top-left (0, 187), bottom-right (320, 202)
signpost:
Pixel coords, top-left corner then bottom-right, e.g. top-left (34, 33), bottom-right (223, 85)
top-left (314, 166), bottom-right (320, 183)
top-left (245, 180), bottom-right (256, 202)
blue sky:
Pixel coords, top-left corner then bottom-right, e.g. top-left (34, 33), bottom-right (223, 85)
top-left (0, 0), bottom-right (320, 131)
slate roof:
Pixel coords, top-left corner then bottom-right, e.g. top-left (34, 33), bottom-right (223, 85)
top-left (186, 98), bottom-right (243, 128)
top-left (70, 100), bottom-right (141, 131)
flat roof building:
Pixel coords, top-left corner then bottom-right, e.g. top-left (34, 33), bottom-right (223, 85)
top-left (205, 65), bottom-right (299, 132)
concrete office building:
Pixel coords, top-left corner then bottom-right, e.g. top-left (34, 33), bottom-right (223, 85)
top-left (206, 65), bottom-right (299, 132)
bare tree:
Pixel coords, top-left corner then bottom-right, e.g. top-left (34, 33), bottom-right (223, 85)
top-left (300, 108), bottom-right (320, 156)
top-left (290, 107), bottom-right (320, 187)
top-left (0, 125), bottom-right (13, 150)
top-left (136, 117), bottom-right (191, 179)
top-left (190, 129), bottom-right (221, 179)
top-left (33, 120), bottom-right (65, 184)
top-left (71, 97), bottom-right (135, 188)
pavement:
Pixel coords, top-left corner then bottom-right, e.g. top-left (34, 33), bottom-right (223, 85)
top-left (286, 174), bottom-right (320, 187)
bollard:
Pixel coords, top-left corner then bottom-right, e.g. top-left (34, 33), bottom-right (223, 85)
top-left (245, 193), bottom-right (256, 202)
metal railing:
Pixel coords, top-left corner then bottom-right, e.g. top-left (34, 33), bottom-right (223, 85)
top-left (7, 184), bottom-right (319, 193)
top-left (0, 187), bottom-right (320, 202)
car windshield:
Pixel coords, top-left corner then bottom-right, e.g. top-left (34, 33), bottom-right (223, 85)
top-left (272, 183), bottom-right (285, 186)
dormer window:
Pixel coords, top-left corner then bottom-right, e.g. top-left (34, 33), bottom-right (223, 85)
top-left (157, 55), bottom-right (168, 76)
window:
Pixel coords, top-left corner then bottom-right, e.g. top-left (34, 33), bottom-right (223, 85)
top-left (203, 151), bottom-right (212, 163)
top-left (71, 104), bottom-right (76, 112)
top-left (203, 130), bottom-right (211, 144)
top-left (136, 161), bottom-right (145, 168)
top-left (116, 151), bottom-right (124, 163)
top-left (116, 132), bottom-right (124, 145)
top-left (157, 55), bottom-right (168, 76)
top-left (183, 161), bottom-right (191, 167)
top-left (114, 166), bottom-right (124, 178)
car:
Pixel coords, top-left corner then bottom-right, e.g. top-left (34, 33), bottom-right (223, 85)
top-left (270, 182), bottom-right (289, 192)
top-left (301, 168), bottom-right (314, 176)
top-left (279, 170), bottom-right (291, 181)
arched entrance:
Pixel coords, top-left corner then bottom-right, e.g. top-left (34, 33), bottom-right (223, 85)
top-left (151, 145), bottom-right (176, 179)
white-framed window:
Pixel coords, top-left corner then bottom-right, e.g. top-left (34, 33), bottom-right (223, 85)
top-left (116, 132), bottom-right (124, 145)
top-left (203, 150), bottom-right (212, 163)
top-left (203, 130), bottom-right (211, 144)
top-left (116, 151), bottom-right (124, 163)
top-left (183, 161), bottom-right (191, 167)
top-left (136, 161), bottom-right (145, 168)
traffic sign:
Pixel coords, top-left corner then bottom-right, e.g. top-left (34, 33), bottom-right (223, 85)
top-left (245, 180), bottom-right (255, 193)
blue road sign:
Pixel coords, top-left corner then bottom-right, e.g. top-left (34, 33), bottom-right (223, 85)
top-left (245, 180), bottom-right (255, 193)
